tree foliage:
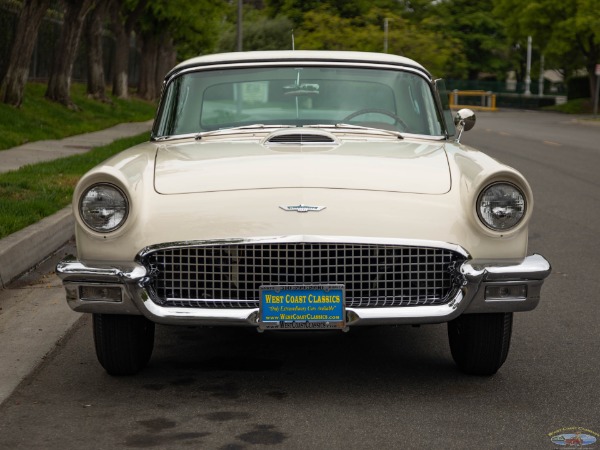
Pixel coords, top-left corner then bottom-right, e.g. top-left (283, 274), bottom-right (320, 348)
top-left (494, 0), bottom-right (600, 92)
top-left (293, 6), bottom-right (467, 78)
top-left (265, 0), bottom-right (371, 24)
top-left (217, 13), bottom-right (294, 52)
top-left (133, 0), bottom-right (225, 100)
top-left (433, 0), bottom-right (508, 79)
top-left (142, 0), bottom-right (224, 61)
top-left (2, 0), bottom-right (600, 107)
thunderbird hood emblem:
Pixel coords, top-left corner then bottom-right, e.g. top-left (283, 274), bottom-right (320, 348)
top-left (279, 204), bottom-right (326, 213)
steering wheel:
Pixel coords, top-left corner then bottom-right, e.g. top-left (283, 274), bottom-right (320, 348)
top-left (342, 108), bottom-right (409, 131)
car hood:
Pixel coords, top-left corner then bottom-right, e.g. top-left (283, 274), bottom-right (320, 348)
top-left (154, 139), bottom-right (450, 195)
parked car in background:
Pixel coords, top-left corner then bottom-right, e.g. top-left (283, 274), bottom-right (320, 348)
top-left (57, 51), bottom-right (551, 376)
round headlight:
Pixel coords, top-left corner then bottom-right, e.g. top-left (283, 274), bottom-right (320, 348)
top-left (79, 184), bottom-right (129, 232)
top-left (477, 182), bottom-right (526, 231)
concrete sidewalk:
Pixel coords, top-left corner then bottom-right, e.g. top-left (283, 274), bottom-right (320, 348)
top-left (0, 119), bottom-right (153, 286)
top-left (0, 120), bottom-right (153, 174)
top-left (0, 120), bottom-right (153, 405)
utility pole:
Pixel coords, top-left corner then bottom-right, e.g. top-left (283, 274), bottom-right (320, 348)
top-left (538, 54), bottom-right (544, 96)
top-left (524, 36), bottom-right (532, 95)
top-left (594, 64), bottom-right (600, 117)
top-left (237, 0), bottom-right (243, 52)
top-left (384, 18), bottom-right (392, 53)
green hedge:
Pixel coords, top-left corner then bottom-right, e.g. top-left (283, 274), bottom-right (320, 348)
top-left (567, 76), bottom-right (590, 101)
top-left (496, 94), bottom-right (556, 109)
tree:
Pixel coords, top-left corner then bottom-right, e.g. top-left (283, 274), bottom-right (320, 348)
top-left (0, 0), bottom-right (52, 106)
top-left (495, 0), bottom-right (600, 97)
top-left (294, 6), bottom-right (467, 78)
top-left (265, 0), bottom-right (371, 24)
top-left (217, 13), bottom-right (294, 52)
top-left (432, 0), bottom-right (508, 80)
top-left (136, 0), bottom-right (224, 101)
top-left (45, 0), bottom-right (96, 108)
top-left (86, 0), bottom-right (113, 102)
top-left (108, 0), bottom-right (147, 99)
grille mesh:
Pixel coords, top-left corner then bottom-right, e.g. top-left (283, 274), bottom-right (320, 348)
top-left (145, 243), bottom-right (463, 309)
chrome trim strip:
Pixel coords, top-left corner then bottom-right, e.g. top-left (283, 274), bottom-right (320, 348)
top-left (166, 61), bottom-right (433, 85)
top-left (154, 61), bottom-right (442, 141)
top-left (151, 125), bottom-right (447, 143)
top-left (136, 236), bottom-right (471, 260)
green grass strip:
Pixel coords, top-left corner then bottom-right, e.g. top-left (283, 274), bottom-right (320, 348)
top-left (542, 98), bottom-right (595, 114)
top-left (0, 133), bottom-right (149, 239)
top-left (0, 83), bottom-right (156, 150)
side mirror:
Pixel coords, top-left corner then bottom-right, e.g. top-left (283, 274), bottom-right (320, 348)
top-left (454, 109), bottom-right (476, 142)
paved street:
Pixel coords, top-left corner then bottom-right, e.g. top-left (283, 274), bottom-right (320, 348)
top-left (0, 110), bottom-right (598, 449)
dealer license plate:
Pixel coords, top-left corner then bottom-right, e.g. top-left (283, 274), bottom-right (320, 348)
top-left (258, 285), bottom-right (345, 330)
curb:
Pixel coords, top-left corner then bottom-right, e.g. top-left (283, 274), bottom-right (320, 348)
top-left (0, 119), bottom-right (153, 287)
top-left (0, 206), bottom-right (73, 288)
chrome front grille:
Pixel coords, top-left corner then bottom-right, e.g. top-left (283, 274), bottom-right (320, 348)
top-left (144, 243), bottom-right (463, 309)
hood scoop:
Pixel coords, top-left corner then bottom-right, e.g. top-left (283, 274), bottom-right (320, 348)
top-left (264, 130), bottom-right (337, 145)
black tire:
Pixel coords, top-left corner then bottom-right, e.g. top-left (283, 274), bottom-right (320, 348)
top-left (448, 312), bottom-right (513, 376)
top-left (93, 314), bottom-right (155, 376)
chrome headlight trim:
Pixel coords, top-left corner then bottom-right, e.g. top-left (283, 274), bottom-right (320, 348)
top-left (79, 183), bottom-right (129, 233)
top-left (476, 182), bottom-right (527, 231)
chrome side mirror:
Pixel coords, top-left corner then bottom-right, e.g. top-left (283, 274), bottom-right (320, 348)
top-left (454, 108), bottom-right (476, 143)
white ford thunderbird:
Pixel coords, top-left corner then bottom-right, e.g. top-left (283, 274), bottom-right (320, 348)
top-left (57, 51), bottom-right (551, 376)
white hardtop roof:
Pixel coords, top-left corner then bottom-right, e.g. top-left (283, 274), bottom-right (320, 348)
top-left (167, 50), bottom-right (431, 80)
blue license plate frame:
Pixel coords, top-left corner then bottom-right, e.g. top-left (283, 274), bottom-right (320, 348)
top-left (258, 285), bottom-right (345, 330)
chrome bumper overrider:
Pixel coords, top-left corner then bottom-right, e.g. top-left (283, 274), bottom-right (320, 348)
top-left (56, 254), bottom-right (551, 326)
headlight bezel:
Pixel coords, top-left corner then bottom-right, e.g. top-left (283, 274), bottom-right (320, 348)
top-left (78, 183), bottom-right (130, 233)
top-left (476, 181), bottom-right (527, 232)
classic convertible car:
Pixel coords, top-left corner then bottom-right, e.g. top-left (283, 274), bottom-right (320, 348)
top-left (57, 51), bottom-right (551, 376)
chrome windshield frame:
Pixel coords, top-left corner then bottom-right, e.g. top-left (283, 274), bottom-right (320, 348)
top-left (152, 61), bottom-right (448, 141)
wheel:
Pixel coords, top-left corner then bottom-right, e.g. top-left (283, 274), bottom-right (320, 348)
top-left (448, 312), bottom-right (513, 376)
top-left (93, 314), bottom-right (155, 375)
top-left (341, 108), bottom-right (409, 130)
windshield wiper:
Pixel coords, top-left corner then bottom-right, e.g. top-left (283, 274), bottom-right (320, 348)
top-left (195, 124), bottom-right (296, 140)
top-left (153, 133), bottom-right (198, 142)
top-left (308, 123), bottom-right (404, 139)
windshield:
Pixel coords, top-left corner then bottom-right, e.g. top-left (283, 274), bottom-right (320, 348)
top-left (154, 65), bottom-right (445, 138)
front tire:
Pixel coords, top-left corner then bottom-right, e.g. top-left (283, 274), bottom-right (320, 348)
top-left (93, 314), bottom-right (155, 375)
top-left (448, 312), bottom-right (513, 376)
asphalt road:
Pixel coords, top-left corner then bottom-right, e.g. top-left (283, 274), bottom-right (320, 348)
top-left (0, 110), bottom-right (598, 449)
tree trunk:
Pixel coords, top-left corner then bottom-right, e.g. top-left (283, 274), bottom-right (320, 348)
top-left (0, 0), bottom-right (51, 107)
top-left (156, 36), bottom-right (176, 99)
top-left (109, 0), bottom-right (148, 99)
top-left (86, 1), bottom-right (111, 102)
top-left (45, 0), bottom-right (95, 108)
top-left (111, 13), bottom-right (130, 99)
top-left (138, 33), bottom-right (176, 102)
top-left (138, 33), bottom-right (158, 101)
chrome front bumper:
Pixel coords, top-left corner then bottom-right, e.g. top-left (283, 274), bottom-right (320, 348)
top-left (56, 253), bottom-right (551, 326)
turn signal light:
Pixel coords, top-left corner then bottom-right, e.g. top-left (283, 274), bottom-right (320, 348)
top-left (485, 285), bottom-right (527, 301)
top-left (79, 286), bottom-right (122, 302)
